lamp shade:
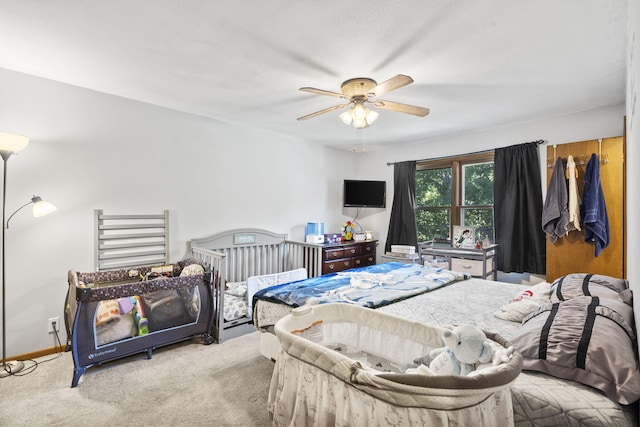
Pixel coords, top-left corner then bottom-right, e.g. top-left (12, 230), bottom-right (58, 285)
top-left (339, 110), bottom-right (353, 125)
top-left (365, 109), bottom-right (379, 125)
top-left (352, 100), bottom-right (366, 119)
top-left (0, 132), bottom-right (29, 153)
top-left (31, 196), bottom-right (57, 217)
top-left (353, 118), bottom-right (367, 129)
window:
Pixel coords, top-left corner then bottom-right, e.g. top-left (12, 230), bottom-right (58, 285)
top-left (415, 152), bottom-right (494, 244)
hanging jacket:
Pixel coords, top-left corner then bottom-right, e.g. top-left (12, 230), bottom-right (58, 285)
top-left (566, 155), bottom-right (582, 232)
top-left (582, 153), bottom-right (609, 256)
top-left (542, 157), bottom-right (569, 243)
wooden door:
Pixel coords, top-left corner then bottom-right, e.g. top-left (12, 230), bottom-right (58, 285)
top-left (545, 136), bottom-right (625, 281)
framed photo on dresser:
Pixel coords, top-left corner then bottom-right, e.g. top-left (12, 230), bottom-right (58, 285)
top-left (452, 226), bottom-right (475, 248)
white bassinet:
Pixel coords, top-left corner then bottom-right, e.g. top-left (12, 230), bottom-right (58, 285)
top-left (270, 303), bottom-right (523, 427)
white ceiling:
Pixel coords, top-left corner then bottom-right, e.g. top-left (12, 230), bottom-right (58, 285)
top-left (0, 1), bottom-right (628, 151)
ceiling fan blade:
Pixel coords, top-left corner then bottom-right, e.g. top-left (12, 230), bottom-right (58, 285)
top-left (367, 74), bottom-right (414, 97)
top-left (374, 100), bottom-right (430, 117)
top-left (297, 103), bottom-right (350, 121)
top-left (299, 87), bottom-right (346, 98)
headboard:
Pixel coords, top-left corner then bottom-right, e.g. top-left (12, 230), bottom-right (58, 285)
top-left (94, 209), bottom-right (170, 271)
top-left (187, 228), bottom-right (292, 282)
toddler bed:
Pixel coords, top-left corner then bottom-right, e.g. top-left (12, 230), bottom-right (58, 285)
top-left (185, 228), bottom-right (314, 343)
top-left (254, 269), bottom-right (640, 426)
top-left (64, 261), bottom-right (214, 387)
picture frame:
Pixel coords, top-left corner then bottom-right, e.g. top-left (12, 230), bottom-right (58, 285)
top-left (452, 226), bottom-right (476, 248)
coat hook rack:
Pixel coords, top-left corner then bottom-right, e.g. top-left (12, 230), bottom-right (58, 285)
top-left (546, 138), bottom-right (612, 171)
top-left (547, 144), bottom-right (558, 168)
top-left (598, 138), bottom-right (609, 164)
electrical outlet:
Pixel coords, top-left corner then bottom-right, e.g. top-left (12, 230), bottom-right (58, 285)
top-left (48, 317), bottom-right (60, 334)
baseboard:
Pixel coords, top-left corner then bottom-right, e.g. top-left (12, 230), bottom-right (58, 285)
top-left (10, 345), bottom-right (64, 362)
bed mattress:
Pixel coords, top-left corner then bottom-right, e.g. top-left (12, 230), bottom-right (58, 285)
top-left (255, 277), bottom-right (638, 426)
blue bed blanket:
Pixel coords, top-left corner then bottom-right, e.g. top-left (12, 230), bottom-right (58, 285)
top-left (253, 262), bottom-right (468, 309)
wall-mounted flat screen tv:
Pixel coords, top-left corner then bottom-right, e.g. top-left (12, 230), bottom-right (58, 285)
top-left (343, 180), bottom-right (386, 208)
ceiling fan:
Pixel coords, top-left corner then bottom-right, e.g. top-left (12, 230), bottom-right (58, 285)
top-left (297, 74), bottom-right (430, 129)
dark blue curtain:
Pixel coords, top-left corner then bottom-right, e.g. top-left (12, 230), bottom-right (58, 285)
top-left (494, 143), bottom-right (546, 274)
top-left (385, 161), bottom-right (418, 253)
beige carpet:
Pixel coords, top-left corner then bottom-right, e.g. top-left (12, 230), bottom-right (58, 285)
top-left (0, 332), bottom-right (274, 427)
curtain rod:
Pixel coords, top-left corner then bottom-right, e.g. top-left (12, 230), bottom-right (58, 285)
top-left (386, 139), bottom-right (546, 166)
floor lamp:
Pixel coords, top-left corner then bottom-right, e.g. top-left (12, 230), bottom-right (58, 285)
top-left (0, 132), bottom-right (57, 378)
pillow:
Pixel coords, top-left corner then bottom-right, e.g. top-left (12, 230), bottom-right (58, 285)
top-left (96, 299), bottom-right (121, 326)
top-left (180, 263), bottom-right (205, 277)
top-left (550, 273), bottom-right (628, 303)
top-left (510, 294), bottom-right (640, 404)
top-left (493, 281), bottom-right (551, 323)
top-left (225, 281), bottom-right (247, 297)
top-left (96, 312), bottom-right (137, 346)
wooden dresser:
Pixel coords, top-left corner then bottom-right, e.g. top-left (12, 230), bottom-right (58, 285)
top-left (322, 240), bottom-right (377, 274)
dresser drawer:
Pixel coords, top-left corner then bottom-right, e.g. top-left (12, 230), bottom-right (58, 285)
top-left (343, 245), bottom-right (361, 257)
top-left (322, 259), bottom-right (353, 274)
top-left (360, 243), bottom-right (376, 255)
top-left (352, 254), bottom-right (375, 268)
top-left (451, 257), bottom-right (492, 276)
top-left (325, 249), bottom-right (345, 260)
top-left (324, 245), bottom-right (366, 260)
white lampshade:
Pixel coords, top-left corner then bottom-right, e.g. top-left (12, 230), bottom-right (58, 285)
top-left (353, 118), bottom-right (367, 129)
top-left (0, 132), bottom-right (29, 153)
top-left (352, 100), bottom-right (366, 119)
top-left (31, 196), bottom-right (57, 217)
top-left (365, 109), bottom-right (379, 125)
top-left (339, 110), bottom-right (353, 125)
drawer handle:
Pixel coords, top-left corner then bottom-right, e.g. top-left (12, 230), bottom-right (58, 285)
top-left (349, 249), bottom-right (356, 254)
top-left (460, 264), bottom-right (473, 269)
top-left (329, 264), bottom-right (335, 270)
top-left (344, 262), bottom-right (350, 267)
top-left (355, 259), bottom-right (361, 265)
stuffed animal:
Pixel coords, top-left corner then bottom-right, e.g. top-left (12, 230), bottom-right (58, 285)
top-left (413, 324), bottom-right (494, 376)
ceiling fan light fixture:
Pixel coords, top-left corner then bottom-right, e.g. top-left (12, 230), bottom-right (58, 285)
top-left (365, 109), bottom-right (379, 125)
top-left (352, 100), bottom-right (366, 119)
top-left (339, 110), bottom-right (353, 125)
top-left (298, 74), bottom-right (429, 129)
top-left (352, 118), bottom-right (368, 129)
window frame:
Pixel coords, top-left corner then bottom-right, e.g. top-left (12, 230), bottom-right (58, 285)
top-left (415, 151), bottom-right (494, 242)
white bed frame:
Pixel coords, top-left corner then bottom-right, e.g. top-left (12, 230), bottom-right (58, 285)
top-left (186, 228), bottom-right (321, 343)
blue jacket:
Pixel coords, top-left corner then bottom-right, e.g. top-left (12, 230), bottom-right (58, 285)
top-left (581, 153), bottom-right (609, 256)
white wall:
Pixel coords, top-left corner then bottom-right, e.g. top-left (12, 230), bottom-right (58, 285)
top-left (354, 104), bottom-right (626, 253)
top-left (0, 68), bottom-right (356, 356)
top-left (627, 0), bottom-right (639, 351)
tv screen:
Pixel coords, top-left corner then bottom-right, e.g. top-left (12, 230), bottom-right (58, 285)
top-left (343, 180), bottom-right (386, 208)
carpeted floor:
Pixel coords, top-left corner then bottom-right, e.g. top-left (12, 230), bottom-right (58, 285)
top-left (0, 332), bottom-right (274, 427)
